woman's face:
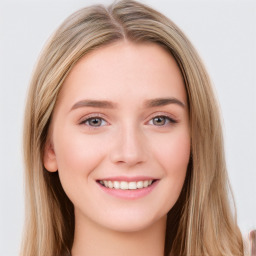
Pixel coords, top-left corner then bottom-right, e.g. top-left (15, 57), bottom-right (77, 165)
top-left (44, 41), bottom-right (190, 232)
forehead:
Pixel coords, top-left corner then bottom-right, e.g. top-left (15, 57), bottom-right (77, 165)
top-left (56, 41), bottom-right (187, 108)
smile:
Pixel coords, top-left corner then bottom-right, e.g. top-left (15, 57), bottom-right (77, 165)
top-left (99, 180), bottom-right (154, 190)
top-left (96, 177), bottom-right (159, 199)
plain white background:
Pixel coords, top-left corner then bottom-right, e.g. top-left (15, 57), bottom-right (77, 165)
top-left (0, 0), bottom-right (255, 255)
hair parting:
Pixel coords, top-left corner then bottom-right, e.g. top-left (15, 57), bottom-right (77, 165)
top-left (21, 1), bottom-right (244, 255)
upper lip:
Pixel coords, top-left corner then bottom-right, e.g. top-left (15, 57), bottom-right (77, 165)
top-left (97, 176), bottom-right (158, 182)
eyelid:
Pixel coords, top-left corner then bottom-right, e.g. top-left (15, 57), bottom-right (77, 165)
top-left (77, 112), bottom-right (178, 127)
top-left (149, 116), bottom-right (177, 127)
top-left (78, 113), bottom-right (109, 126)
top-left (146, 112), bottom-right (178, 124)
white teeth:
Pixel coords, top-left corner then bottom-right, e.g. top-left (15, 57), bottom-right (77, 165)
top-left (108, 181), bottom-right (113, 188)
top-left (128, 182), bottom-right (137, 190)
top-left (113, 181), bottom-right (120, 189)
top-left (120, 181), bottom-right (128, 190)
top-left (136, 181), bottom-right (144, 189)
top-left (143, 180), bottom-right (149, 187)
top-left (99, 180), bottom-right (154, 189)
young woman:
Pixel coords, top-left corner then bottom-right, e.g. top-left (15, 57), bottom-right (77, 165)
top-left (21, 0), bottom-right (245, 255)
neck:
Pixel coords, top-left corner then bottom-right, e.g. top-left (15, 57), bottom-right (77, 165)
top-left (71, 210), bottom-right (167, 256)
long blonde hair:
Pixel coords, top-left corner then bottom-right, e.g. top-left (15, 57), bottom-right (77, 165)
top-left (21, 1), bottom-right (244, 255)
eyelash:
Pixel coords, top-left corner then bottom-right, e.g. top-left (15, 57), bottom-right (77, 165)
top-left (79, 114), bottom-right (107, 128)
top-left (148, 115), bottom-right (177, 126)
top-left (79, 114), bottom-right (177, 128)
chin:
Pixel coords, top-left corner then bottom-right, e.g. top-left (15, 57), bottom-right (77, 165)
top-left (97, 209), bottom-right (167, 233)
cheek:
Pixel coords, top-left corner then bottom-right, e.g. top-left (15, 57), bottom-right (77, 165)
top-left (150, 129), bottom-right (190, 205)
top-left (53, 126), bottom-right (107, 179)
top-left (52, 126), bottom-right (111, 207)
top-left (153, 128), bottom-right (190, 174)
top-left (163, 136), bottom-right (190, 173)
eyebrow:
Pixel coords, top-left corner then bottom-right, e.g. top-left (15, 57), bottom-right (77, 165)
top-left (144, 98), bottom-right (185, 108)
top-left (70, 100), bottom-right (117, 111)
top-left (70, 97), bottom-right (185, 111)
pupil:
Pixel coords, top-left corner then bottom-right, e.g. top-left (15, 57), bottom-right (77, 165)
top-left (90, 118), bottom-right (101, 126)
top-left (154, 117), bottom-right (165, 125)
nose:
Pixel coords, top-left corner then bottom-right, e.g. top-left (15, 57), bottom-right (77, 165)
top-left (110, 124), bottom-right (147, 167)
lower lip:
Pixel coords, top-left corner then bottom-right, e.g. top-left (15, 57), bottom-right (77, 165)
top-left (97, 180), bottom-right (159, 200)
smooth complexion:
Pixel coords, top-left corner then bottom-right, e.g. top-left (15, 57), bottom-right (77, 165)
top-left (44, 41), bottom-right (191, 256)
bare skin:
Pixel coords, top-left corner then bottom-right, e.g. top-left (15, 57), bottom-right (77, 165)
top-left (44, 41), bottom-right (190, 256)
top-left (72, 211), bottom-right (166, 256)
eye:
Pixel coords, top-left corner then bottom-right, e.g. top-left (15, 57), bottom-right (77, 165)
top-left (81, 117), bottom-right (107, 127)
top-left (149, 115), bottom-right (176, 126)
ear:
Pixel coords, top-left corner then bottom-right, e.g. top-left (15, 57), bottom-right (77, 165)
top-left (43, 139), bottom-right (58, 172)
